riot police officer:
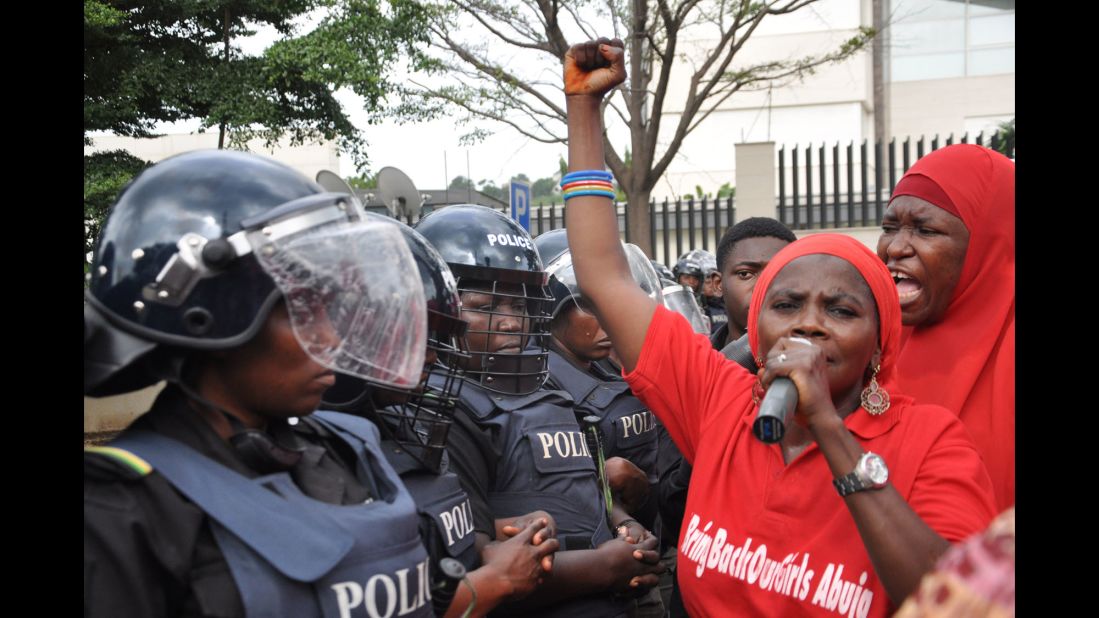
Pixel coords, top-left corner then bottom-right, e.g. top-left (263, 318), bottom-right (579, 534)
top-left (534, 229), bottom-right (660, 528)
top-left (85, 150), bottom-right (437, 618)
top-left (414, 204), bottom-right (663, 617)
top-left (320, 216), bottom-right (559, 617)
top-left (671, 251), bottom-right (704, 294)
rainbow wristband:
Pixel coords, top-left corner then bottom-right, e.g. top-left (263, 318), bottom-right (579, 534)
top-left (561, 180), bottom-right (614, 192)
top-left (563, 189), bottom-right (616, 201)
top-left (561, 170), bottom-right (613, 186)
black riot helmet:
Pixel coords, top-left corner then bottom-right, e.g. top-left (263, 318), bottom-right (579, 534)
top-left (85, 149), bottom-right (429, 397)
top-left (321, 215), bottom-right (468, 472)
top-left (696, 249), bottom-right (718, 280)
top-left (651, 259), bottom-right (676, 286)
top-left (533, 229), bottom-right (577, 319)
top-left (673, 251), bottom-right (704, 289)
top-left (414, 204), bottom-right (552, 396)
top-left (533, 228), bottom-right (570, 268)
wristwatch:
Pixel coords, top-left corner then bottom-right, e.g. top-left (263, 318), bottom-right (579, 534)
top-left (833, 452), bottom-right (889, 497)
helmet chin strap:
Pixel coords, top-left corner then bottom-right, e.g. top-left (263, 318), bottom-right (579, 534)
top-left (152, 355), bottom-right (305, 474)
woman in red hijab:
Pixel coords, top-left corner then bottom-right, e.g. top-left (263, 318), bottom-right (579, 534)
top-left (878, 144), bottom-right (1015, 511)
top-left (559, 37), bottom-right (997, 617)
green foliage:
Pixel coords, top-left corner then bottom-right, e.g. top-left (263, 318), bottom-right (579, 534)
top-left (83, 0), bottom-right (433, 169)
top-left (84, 150), bottom-right (153, 277)
top-left (717, 182), bottom-right (735, 199)
top-left (346, 172), bottom-right (377, 189)
top-left (478, 180), bottom-right (504, 201)
top-left (449, 175), bottom-right (474, 190)
top-left (531, 176), bottom-right (557, 202)
top-left (993, 118), bottom-right (1015, 158)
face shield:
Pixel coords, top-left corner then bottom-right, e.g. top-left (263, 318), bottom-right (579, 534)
top-left (372, 301), bottom-right (470, 473)
top-left (545, 241), bottom-right (666, 316)
top-left (662, 284), bottom-right (711, 334)
top-left (241, 194), bottom-right (427, 388)
top-left (624, 243), bottom-right (665, 304)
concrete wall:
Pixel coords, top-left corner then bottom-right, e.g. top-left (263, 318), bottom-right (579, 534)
top-left (735, 142), bottom-right (777, 221)
top-left (889, 74), bottom-right (1015, 141)
top-left (85, 383), bottom-right (164, 435)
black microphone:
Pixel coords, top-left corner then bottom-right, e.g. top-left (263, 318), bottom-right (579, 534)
top-left (751, 337), bottom-right (813, 443)
top-left (752, 378), bottom-right (797, 443)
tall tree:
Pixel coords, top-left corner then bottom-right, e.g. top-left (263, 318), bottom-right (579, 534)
top-left (399, 0), bottom-right (874, 253)
top-left (84, 0), bottom-right (435, 170)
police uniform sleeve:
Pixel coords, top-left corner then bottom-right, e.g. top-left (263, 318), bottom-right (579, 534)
top-left (442, 413), bottom-right (497, 539)
top-left (84, 451), bottom-right (245, 618)
top-left (624, 305), bottom-right (756, 464)
top-left (655, 422), bottom-right (692, 546)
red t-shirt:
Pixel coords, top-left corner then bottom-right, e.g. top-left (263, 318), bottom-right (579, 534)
top-left (625, 306), bottom-right (997, 618)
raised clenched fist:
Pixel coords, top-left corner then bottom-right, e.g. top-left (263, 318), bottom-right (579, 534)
top-left (563, 37), bottom-right (626, 98)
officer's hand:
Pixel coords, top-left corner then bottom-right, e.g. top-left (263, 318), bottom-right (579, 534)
top-left (480, 519), bottom-right (561, 600)
top-left (615, 518), bottom-right (653, 545)
top-left (595, 535), bottom-right (665, 595)
top-left (500, 510), bottom-right (556, 544)
top-left (563, 37), bottom-right (626, 97)
top-left (500, 511), bottom-right (557, 572)
top-left (605, 457), bottom-right (649, 514)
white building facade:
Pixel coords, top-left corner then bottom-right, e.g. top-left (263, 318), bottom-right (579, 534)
top-left (655, 0), bottom-right (1015, 200)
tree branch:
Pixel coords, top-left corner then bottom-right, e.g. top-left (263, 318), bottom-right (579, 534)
top-left (434, 30), bottom-right (567, 118)
top-left (409, 79), bottom-right (565, 144)
top-left (448, 0), bottom-right (551, 52)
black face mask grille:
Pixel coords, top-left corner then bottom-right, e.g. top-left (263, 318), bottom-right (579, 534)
top-left (458, 279), bottom-right (553, 396)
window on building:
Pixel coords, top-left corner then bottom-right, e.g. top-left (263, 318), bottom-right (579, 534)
top-left (889, 0), bottom-right (1014, 82)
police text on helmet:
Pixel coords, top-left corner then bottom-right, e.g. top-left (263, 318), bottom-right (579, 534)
top-left (486, 234), bottom-right (533, 250)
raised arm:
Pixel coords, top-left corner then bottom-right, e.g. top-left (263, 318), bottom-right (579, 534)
top-left (564, 39), bottom-right (656, 373)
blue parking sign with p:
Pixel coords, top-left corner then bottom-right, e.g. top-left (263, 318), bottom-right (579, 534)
top-left (510, 181), bottom-right (531, 231)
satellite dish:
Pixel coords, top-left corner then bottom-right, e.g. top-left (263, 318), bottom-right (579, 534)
top-left (315, 169), bottom-right (366, 214)
top-left (376, 167), bottom-right (424, 219)
top-left (315, 169), bottom-right (354, 194)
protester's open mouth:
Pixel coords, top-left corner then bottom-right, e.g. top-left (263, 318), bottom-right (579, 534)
top-left (890, 269), bottom-right (922, 306)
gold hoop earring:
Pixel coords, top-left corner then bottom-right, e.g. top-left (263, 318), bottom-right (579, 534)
top-left (861, 365), bottom-right (891, 416)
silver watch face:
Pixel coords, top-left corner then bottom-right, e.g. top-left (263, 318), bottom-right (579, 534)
top-left (862, 453), bottom-right (889, 485)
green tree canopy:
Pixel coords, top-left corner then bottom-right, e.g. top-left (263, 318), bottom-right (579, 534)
top-left (448, 175), bottom-right (474, 190)
top-left (84, 0), bottom-right (436, 170)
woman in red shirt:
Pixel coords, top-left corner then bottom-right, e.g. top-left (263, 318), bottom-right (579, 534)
top-left (878, 144), bottom-right (1015, 511)
top-left (559, 39), bottom-right (997, 617)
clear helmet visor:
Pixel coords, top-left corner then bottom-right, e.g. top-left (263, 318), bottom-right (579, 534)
top-left (623, 243), bottom-right (665, 304)
top-left (662, 284), bottom-right (711, 334)
top-left (253, 218), bottom-right (427, 388)
top-left (545, 241), bottom-right (666, 307)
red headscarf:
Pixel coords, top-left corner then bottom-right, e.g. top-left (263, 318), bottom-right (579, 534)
top-left (747, 233), bottom-right (902, 392)
top-left (888, 144), bottom-right (1015, 510)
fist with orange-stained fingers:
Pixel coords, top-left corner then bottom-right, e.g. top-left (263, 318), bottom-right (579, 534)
top-left (564, 37), bottom-right (626, 97)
